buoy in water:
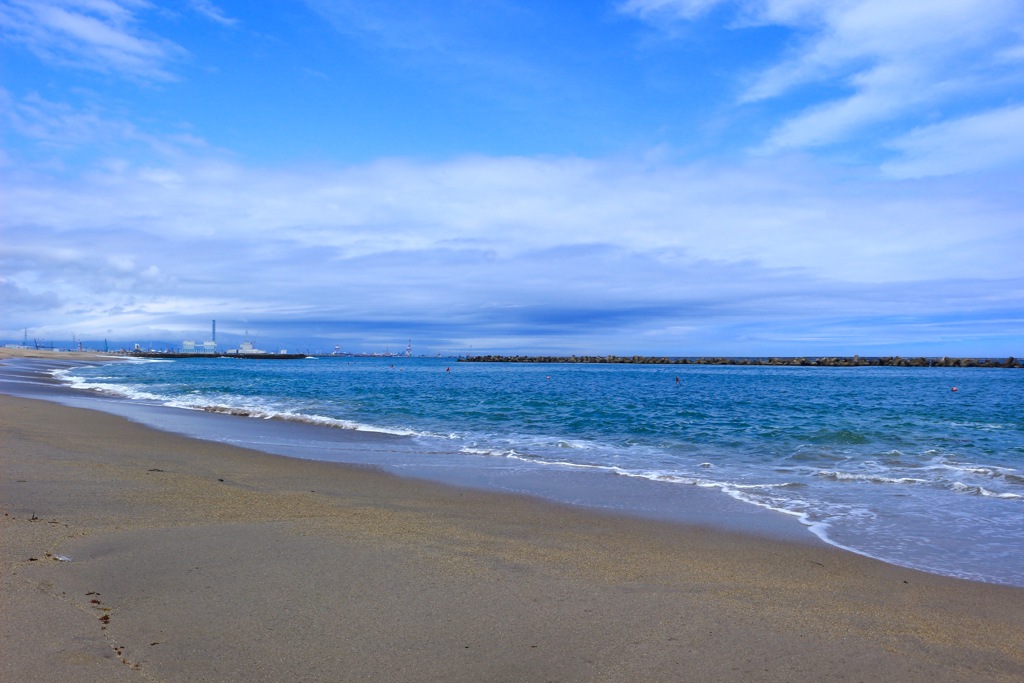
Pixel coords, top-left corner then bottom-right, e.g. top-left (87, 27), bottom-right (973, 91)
top-left (951, 387), bottom-right (958, 392)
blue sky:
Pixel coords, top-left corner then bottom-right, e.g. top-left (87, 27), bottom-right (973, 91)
top-left (2, 0), bottom-right (1023, 356)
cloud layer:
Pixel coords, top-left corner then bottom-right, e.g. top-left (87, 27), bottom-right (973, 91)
top-left (620, 0), bottom-right (1024, 168)
top-left (2, 1), bottom-right (1022, 355)
top-left (0, 0), bottom-right (185, 80)
top-left (5, 144), bottom-right (1021, 354)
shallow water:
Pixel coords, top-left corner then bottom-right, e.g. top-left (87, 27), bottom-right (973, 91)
top-left (52, 356), bottom-right (1024, 586)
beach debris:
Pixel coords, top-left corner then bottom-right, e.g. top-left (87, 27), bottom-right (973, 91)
top-left (29, 512), bottom-right (38, 521)
top-left (43, 552), bottom-right (71, 561)
top-left (148, 468), bottom-right (165, 472)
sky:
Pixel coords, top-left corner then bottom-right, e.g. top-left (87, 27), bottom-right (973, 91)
top-left (2, 0), bottom-right (1023, 356)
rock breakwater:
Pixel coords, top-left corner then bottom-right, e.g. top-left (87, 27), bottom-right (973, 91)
top-left (461, 355), bottom-right (1021, 368)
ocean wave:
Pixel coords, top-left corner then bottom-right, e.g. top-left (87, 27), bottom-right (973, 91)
top-left (928, 461), bottom-right (1024, 490)
top-left (456, 449), bottom-right (724, 488)
top-left (949, 420), bottom-right (1009, 431)
top-left (814, 470), bottom-right (929, 485)
top-left (554, 439), bottom-right (594, 449)
top-left (613, 469), bottom-right (707, 486)
top-left (456, 445), bottom-right (816, 500)
top-left (604, 468), bottom-right (809, 499)
top-left (504, 452), bottom-right (625, 473)
top-left (809, 429), bottom-right (871, 445)
top-left (950, 482), bottom-right (1023, 499)
top-left (411, 435), bottom-right (1024, 505)
top-left (729, 481), bottom-right (807, 490)
top-left (785, 447), bottom-right (849, 463)
top-left (713, 486), bottom-right (831, 523)
top-left (177, 401), bottom-right (424, 436)
top-left (938, 462), bottom-right (1021, 479)
top-left (54, 372), bottom-right (167, 402)
top-left (55, 369), bottom-right (428, 438)
top-left (459, 446), bottom-right (519, 458)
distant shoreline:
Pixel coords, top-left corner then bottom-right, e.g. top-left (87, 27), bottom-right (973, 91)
top-left (2, 347), bottom-right (1019, 368)
top-left (461, 354), bottom-right (1021, 368)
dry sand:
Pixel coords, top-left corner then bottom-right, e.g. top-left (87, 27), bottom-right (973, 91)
top-left (2, 393), bottom-right (1023, 682)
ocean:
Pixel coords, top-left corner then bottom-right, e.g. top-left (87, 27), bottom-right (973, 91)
top-left (51, 356), bottom-right (1024, 586)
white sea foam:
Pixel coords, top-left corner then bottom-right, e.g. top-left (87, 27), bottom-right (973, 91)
top-left (56, 372), bottom-right (166, 402)
top-left (177, 401), bottom-right (424, 436)
top-left (949, 420), bottom-right (1008, 431)
top-left (505, 452), bottom-right (621, 472)
top-left (721, 487), bottom-right (809, 519)
top-left (554, 439), bottom-right (593, 449)
top-left (937, 462), bottom-right (1020, 479)
top-left (951, 482), bottom-right (1023, 499)
top-left (56, 368), bottom-right (430, 437)
top-left (814, 470), bottom-right (929, 485)
top-left (460, 446), bottom-right (518, 458)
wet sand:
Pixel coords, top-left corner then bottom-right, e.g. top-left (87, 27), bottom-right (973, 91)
top-left (2, 393), bottom-right (1023, 682)
top-left (0, 347), bottom-right (111, 360)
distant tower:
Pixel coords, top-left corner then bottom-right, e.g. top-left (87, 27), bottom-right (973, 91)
top-left (406, 340), bottom-right (412, 357)
top-left (212, 320), bottom-right (216, 343)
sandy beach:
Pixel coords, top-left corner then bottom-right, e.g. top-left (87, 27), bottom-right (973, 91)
top-left (2, 392), bottom-right (1023, 682)
top-left (0, 347), bottom-right (112, 360)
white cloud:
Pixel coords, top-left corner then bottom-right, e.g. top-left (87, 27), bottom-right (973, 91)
top-left (5, 151), bottom-right (1021, 280)
top-left (618, 0), bottom-right (729, 21)
top-left (881, 104), bottom-right (1024, 178)
top-left (2, 2), bottom-right (1022, 353)
top-left (0, 88), bottom-right (209, 160)
top-left (4, 148), bottom-right (1021, 352)
top-left (0, 0), bottom-right (184, 80)
top-left (188, 0), bottom-right (235, 27)
top-left (755, 62), bottom-right (932, 152)
top-left (738, 0), bottom-right (1017, 101)
top-left (619, 0), bottom-right (1024, 161)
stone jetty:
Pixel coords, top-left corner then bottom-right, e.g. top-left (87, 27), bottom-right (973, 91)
top-left (461, 355), bottom-right (1020, 368)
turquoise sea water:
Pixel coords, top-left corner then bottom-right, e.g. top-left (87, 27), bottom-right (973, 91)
top-left (58, 356), bottom-right (1023, 585)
